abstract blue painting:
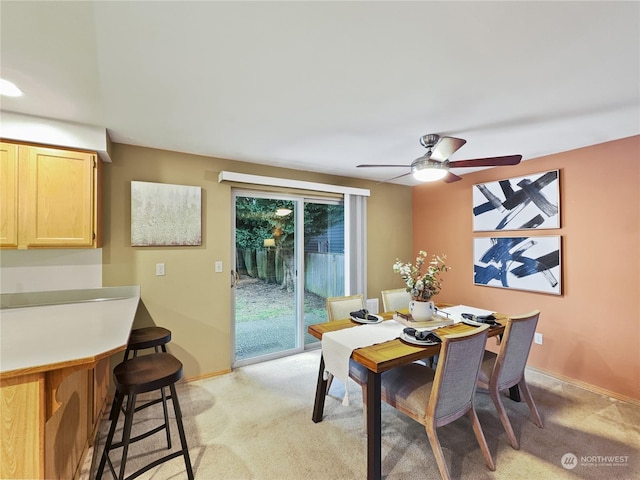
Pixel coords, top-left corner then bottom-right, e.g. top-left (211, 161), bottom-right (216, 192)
top-left (473, 170), bottom-right (560, 231)
top-left (473, 236), bottom-right (561, 295)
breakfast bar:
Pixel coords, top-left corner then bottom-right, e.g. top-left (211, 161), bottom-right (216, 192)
top-left (0, 286), bottom-right (140, 480)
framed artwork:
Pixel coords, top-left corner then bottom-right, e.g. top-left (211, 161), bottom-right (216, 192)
top-left (473, 236), bottom-right (562, 295)
top-left (131, 181), bottom-right (202, 246)
top-left (472, 170), bottom-right (560, 231)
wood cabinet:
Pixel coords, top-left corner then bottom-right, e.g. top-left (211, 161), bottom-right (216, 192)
top-left (0, 141), bottom-right (102, 249)
top-left (0, 142), bottom-right (18, 246)
top-left (0, 364), bottom-right (109, 479)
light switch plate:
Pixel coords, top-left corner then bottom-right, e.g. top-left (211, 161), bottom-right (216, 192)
top-left (534, 332), bottom-right (543, 345)
top-left (215, 261), bottom-right (223, 273)
top-left (156, 263), bottom-right (165, 276)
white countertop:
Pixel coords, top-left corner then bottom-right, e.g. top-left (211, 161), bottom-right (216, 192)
top-left (0, 286), bottom-right (140, 375)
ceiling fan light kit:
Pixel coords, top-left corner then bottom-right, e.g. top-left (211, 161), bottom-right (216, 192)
top-left (412, 158), bottom-right (449, 182)
top-left (357, 132), bottom-right (522, 184)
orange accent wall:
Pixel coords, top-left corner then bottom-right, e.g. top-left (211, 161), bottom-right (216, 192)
top-left (412, 135), bottom-right (640, 401)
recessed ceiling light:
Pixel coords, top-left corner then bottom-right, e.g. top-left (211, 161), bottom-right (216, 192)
top-left (0, 79), bottom-right (24, 97)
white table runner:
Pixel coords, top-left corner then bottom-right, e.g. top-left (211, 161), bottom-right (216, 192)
top-left (322, 321), bottom-right (405, 405)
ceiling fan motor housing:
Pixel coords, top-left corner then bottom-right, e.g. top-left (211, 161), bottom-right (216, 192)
top-left (419, 133), bottom-right (440, 149)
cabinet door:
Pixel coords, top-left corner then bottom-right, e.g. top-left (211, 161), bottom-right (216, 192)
top-left (0, 142), bottom-right (19, 248)
top-left (21, 146), bottom-right (96, 248)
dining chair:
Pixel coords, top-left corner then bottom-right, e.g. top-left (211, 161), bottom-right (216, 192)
top-left (324, 294), bottom-right (366, 396)
top-left (381, 288), bottom-right (411, 312)
top-left (379, 324), bottom-right (495, 480)
top-left (476, 310), bottom-right (544, 449)
top-left (326, 294), bottom-right (365, 321)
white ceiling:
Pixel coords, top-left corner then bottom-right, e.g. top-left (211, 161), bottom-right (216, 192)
top-left (1, 1), bottom-right (638, 185)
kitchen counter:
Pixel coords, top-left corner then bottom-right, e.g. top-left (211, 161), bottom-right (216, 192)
top-left (0, 285), bottom-right (140, 479)
top-left (1, 285), bottom-right (140, 376)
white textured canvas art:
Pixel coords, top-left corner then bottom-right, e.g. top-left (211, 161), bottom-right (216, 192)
top-left (131, 181), bottom-right (202, 246)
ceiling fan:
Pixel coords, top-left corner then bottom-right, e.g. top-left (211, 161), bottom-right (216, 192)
top-left (357, 133), bottom-right (522, 183)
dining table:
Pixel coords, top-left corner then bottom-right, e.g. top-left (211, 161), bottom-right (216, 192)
top-left (308, 307), bottom-right (509, 480)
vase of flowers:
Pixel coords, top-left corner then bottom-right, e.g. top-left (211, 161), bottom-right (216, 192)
top-left (393, 250), bottom-right (450, 321)
top-left (409, 299), bottom-right (436, 322)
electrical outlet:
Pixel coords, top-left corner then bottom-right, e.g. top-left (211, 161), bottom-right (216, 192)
top-left (215, 261), bottom-right (223, 273)
top-left (534, 332), bottom-right (543, 345)
top-left (156, 263), bottom-right (165, 276)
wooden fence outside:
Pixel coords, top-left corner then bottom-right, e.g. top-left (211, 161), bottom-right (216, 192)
top-left (237, 249), bottom-right (344, 298)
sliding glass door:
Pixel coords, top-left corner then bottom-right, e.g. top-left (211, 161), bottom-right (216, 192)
top-left (233, 190), bottom-right (344, 366)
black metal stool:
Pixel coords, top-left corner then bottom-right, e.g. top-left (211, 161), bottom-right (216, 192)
top-left (96, 353), bottom-right (194, 480)
top-left (112, 327), bottom-right (173, 448)
top-left (124, 326), bottom-right (172, 360)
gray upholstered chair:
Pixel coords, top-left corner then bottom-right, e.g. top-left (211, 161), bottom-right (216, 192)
top-left (381, 288), bottom-right (411, 312)
top-left (324, 294), bottom-right (366, 396)
top-left (476, 310), bottom-right (544, 449)
top-left (379, 325), bottom-right (495, 480)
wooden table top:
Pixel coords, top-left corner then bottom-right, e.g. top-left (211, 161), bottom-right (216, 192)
top-left (308, 310), bottom-right (506, 374)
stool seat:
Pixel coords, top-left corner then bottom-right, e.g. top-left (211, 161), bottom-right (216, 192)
top-left (114, 353), bottom-right (182, 395)
top-left (126, 326), bottom-right (171, 352)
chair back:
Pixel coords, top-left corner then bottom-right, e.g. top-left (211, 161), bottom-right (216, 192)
top-left (381, 288), bottom-right (411, 312)
top-left (429, 325), bottom-right (490, 424)
top-left (493, 310), bottom-right (540, 390)
top-left (326, 294), bottom-right (365, 321)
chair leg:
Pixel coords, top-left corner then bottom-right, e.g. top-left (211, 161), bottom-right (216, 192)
top-left (160, 386), bottom-right (172, 449)
top-left (326, 373), bottom-right (334, 394)
top-left (489, 386), bottom-right (519, 449)
top-left (518, 377), bottom-right (544, 428)
top-left (425, 423), bottom-right (451, 480)
top-left (96, 389), bottom-right (125, 480)
top-left (467, 408), bottom-right (495, 471)
top-left (360, 384), bottom-right (368, 428)
top-left (118, 393), bottom-right (137, 480)
top-left (169, 383), bottom-right (195, 480)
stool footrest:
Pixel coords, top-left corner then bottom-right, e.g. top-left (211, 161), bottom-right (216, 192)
top-left (110, 423), bottom-right (168, 450)
top-left (133, 395), bottom-right (172, 413)
top-left (125, 450), bottom-right (191, 480)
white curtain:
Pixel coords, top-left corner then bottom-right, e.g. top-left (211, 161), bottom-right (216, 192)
top-left (344, 193), bottom-right (367, 297)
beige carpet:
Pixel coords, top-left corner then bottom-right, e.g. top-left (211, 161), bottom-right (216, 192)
top-left (81, 350), bottom-right (640, 480)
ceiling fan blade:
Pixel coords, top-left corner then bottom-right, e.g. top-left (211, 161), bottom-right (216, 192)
top-left (357, 164), bottom-right (412, 168)
top-left (449, 154), bottom-right (522, 168)
top-left (443, 172), bottom-right (462, 183)
top-left (431, 136), bottom-right (467, 162)
top-left (376, 171), bottom-right (412, 184)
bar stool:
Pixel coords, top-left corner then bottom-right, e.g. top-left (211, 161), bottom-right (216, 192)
top-left (124, 326), bottom-right (172, 360)
top-left (112, 327), bottom-right (173, 449)
top-left (96, 353), bottom-right (194, 480)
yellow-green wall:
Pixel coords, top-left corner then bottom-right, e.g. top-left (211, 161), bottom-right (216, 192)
top-left (103, 143), bottom-right (413, 378)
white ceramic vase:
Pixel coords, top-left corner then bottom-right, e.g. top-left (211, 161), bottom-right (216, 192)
top-left (409, 300), bottom-right (435, 321)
